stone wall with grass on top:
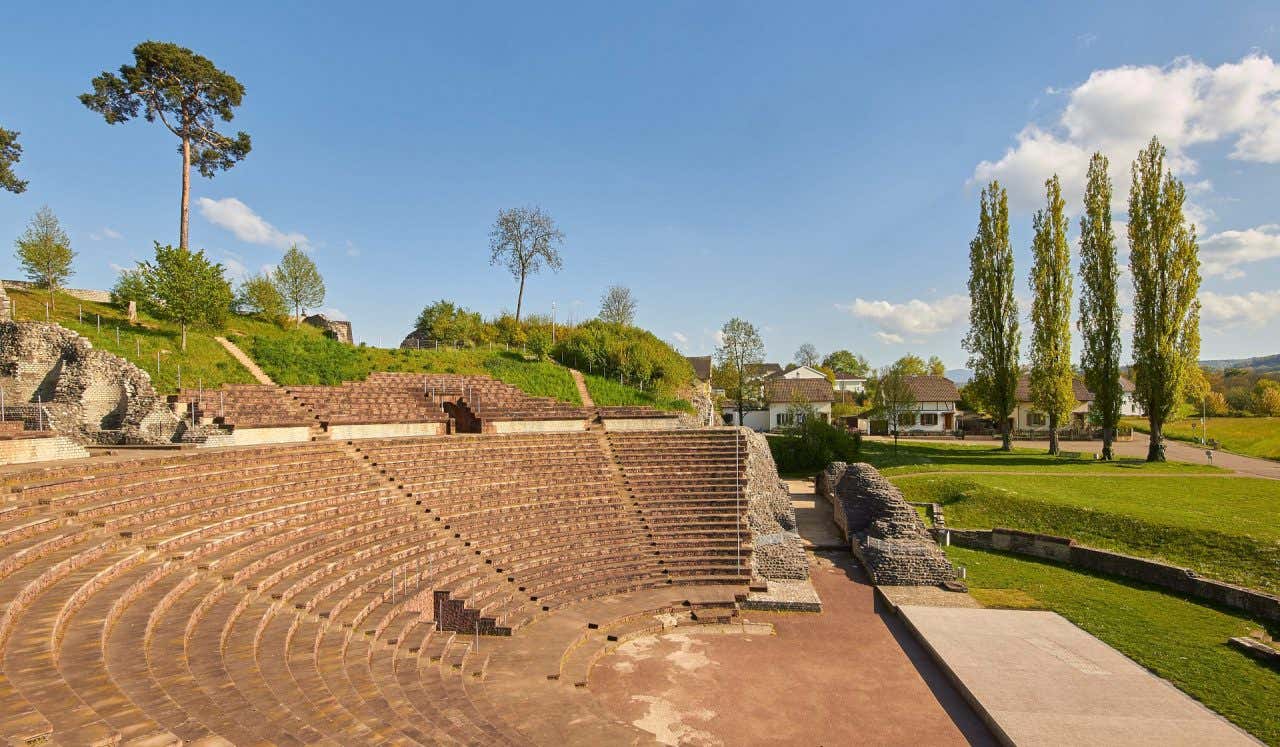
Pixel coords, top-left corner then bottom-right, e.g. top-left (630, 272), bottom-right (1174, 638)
top-left (947, 527), bottom-right (1280, 623)
top-left (741, 428), bottom-right (809, 581)
top-left (0, 320), bottom-right (180, 445)
top-left (818, 461), bottom-right (957, 585)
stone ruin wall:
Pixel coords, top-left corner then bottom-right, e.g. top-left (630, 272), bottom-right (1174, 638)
top-left (0, 321), bottom-right (180, 445)
top-left (818, 461), bottom-right (957, 586)
top-left (741, 428), bottom-right (809, 581)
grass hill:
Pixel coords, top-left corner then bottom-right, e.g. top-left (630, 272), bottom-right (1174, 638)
top-left (6, 287), bottom-right (692, 412)
top-left (6, 287), bottom-right (300, 393)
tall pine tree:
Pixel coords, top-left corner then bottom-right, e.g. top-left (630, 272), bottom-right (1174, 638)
top-left (963, 181), bottom-right (1020, 451)
top-left (1028, 175), bottom-right (1075, 455)
top-left (1078, 152), bottom-right (1124, 460)
top-left (1129, 137), bottom-right (1201, 462)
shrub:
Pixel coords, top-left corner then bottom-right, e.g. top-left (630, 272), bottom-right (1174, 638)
top-left (553, 319), bottom-right (691, 394)
top-left (768, 419), bottom-right (861, 473)
top-left (526, 328), bottom-right (552, 359)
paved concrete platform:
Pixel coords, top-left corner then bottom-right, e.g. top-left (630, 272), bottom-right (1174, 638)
top-left (897, 606), bottom-right (1260, 746)
top-left (785, 478), bottom-right (846, 549)
top-left (590, 553), bottom-right (995, 746)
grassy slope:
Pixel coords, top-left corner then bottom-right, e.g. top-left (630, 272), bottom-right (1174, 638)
top-left (6, 287), bottom-right (304, 393)
top-left (949, 546), bottom-right (1280, 745)
top-left (897, 472), bottom-right (1280, 593)
top-left (1124, 415), bottom-right (1280, 461)
top-left (581, 373), bottom-right (694, 412)
top-left (248, 335), bottom-right (581, 403)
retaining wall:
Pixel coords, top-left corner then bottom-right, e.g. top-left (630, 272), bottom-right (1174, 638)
top-left (198, 426), bottom-right (313, 447)
top-left (327, 422), bottom-right (447, 440)
top-left (0, 435), bottom-right (90, 465)
top-left (485, 419), bottom-right (587, 434)
top-left (948, 528), bottom-right (1280, 623)
top-left (600, 417), bottom-right (682, 432)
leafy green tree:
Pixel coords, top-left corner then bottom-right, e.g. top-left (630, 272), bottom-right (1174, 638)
top-left (714, 318), bottom-right (766, 428)
top-left (138, 243), bottom-right (232, 350)
top-left (822, 350), bottom-right (869, 377)
top-left (111, 268), bottom-right (151, 310)
top-left (14, 206), bottom-right (75, 309)
top-left (794, 343), bottom-right (820, 368)
top-left (526, 328), bottom-right (552, 360)
top-left (1077, 152), bottom-right (1124, 460)
top-left (926, 355), bottom-right (946, 377)
top-left (872, 362), bottom-right (918, 451)
top-left (1203, 391), bottom-right (1229, 417)
top-left (488, 206), bottom-right (564, 321)
top-left (963, 180), bottom-right (1020, 451)
top-left (1028, 174), bottom-right (1076, 455)
top-left (272, 245), bottom-right (325, 324)
top-left (599, 285), bottom-right (636, 325)
top-left (0, 126), bottom-right (27, 194)
top-left (1129, 137), bottom-right (1201, 462)
top-left (893, 354), bottom-right (927, 377)
top-left (80, 41), bottom-right (251, 249)
top-left (1257, 385), bottom-right (1280, 417)
top-left (236, 273), bottom-right (287, 322)
top-left (413, 300), bottom-right (484, 345)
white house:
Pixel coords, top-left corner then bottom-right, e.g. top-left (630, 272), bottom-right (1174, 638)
top-left (885, 376), bottom-right (961, 433)
top-left (765, 377), bottom-right (834, 429)
top-left (832, 371), bottom-right (867, 394)
top-left (1012, 375), bottom-right (1141, 430)
top-left (720, 364), bottom-right (835, 431)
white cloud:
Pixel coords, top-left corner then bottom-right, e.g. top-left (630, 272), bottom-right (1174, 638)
top-left (1200, 290), bottom-right (1280, 327)
top-left (972, 54), bottom-right (1280, 217)
top-left (90, 227), bottom-right (123, 241)
top-left (344, 240), bottom-right (361, 257)
top-left (220, 255), bottom-right (250, 282)
top-left (837, 294), bottom-right (970, 343)
top-left (197, 197), bottom-right (309, 250)
top-left (672, 331), bottom-right (689, 345)
top-left (1200, 224), bottom-right (1280, 278)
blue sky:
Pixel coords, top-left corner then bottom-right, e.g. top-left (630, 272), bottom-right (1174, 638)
top-left (3, 2), bottom-right (1280, 368)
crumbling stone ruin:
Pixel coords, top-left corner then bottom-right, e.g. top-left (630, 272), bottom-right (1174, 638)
top-left (743, 429), bottom-right (809, 580)
top-left (0, 321), bottom-right (180, 444)
top-left (303, 313), bottom-right (353, 343)
top-left (818, 461), bottom-right (957, 585)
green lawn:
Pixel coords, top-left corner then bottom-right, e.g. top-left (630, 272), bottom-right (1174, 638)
top-left (581, 373), bottom-right (693, 412)
top-left (249, 334), bottom-right (582, 403)
top-left (948, 546), bottom-right (1280, 745)
top-left (1125, 415), bottom-right (1280, 461)
top-left (7, 288), bottom-right (303, 393)
top-left (862, 439), bottom-right (1221, 475)
top-left (897, 472), bottom-right (1280, 593)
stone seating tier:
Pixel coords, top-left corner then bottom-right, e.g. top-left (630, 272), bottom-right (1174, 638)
top-left (0, 429), bottom-right (753, 744)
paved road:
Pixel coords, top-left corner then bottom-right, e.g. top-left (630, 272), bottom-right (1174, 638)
top-left (869, 433), bottom-right (1280, 480)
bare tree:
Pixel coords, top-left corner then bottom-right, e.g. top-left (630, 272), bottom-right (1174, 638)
top-left (599, 285), bottom-right (637, 325)
top-left (489, 206), bottom-right (564, 322)
top-left (794, 343), bottom-right (820, 368)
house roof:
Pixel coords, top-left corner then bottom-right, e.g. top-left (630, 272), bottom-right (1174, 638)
top-left (1015, 375), bottom-right (1137, 403)
top-left (745, 363), bottom-right (784, 379)
top-left (684, 355), bottom-right (712, 381)
top-left (833, 370), bottom-right (866, 381)
top-left (905, 375), bottom-right (960, 402)
top-left (766, 377), bottom-right (834, 403)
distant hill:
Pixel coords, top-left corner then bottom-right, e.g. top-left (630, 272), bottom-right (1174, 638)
top-left (1199, 354), bottom-right (1280, 373)
top-left (945, 368), bottom-right (973, 385)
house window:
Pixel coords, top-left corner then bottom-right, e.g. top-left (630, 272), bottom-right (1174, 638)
top-left (919, 413), bottom-right (939, 426)
top-left (1027, 412), bottom-right (1045, 427)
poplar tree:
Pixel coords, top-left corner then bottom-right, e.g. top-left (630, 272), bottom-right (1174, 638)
top-left (1129, 136), bottom-right (1201, 462)
top-left (1028, 174), bottom-right (1075, 455)
top-left (1078, 152), bottom-right (1123, 460)
top-left (963, 181), bottom-right (1020, 451)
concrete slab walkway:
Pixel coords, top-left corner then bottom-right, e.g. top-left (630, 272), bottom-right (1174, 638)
top-left (568, 368), bottom-right (594, 407)
top-left (898, 606), bottom-right (1260, 746)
